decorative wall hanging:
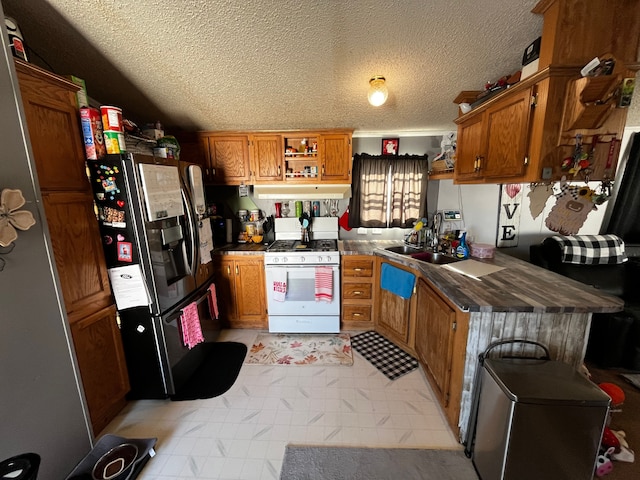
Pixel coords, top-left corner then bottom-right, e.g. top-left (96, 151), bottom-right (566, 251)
top-left (497, 183), bottom-right (523, 247)
top-left (381, 138), bottom-right (399, 156)
top-left (0, 188), bottom-right (36, 247)
top-left (0, 188), bottom-right (36, 271)
top-left (545, 178), bottom-right (597, 235)
top-left (527, 183), bottom-right (554, 220)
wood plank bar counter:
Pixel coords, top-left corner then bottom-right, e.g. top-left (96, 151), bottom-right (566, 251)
top-left (340, 240), bottom-right (624, 440)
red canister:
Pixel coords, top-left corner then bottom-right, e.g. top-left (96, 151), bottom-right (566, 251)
top-left (100, 105), bottom-right (123, 132)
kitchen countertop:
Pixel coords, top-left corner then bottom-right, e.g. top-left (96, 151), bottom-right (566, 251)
top-left (339, 240), bottom-right (624, 315)
top-left (215, 240), bottom-right (623, 315)
top-left (213, 242), bottom-right (267, 255)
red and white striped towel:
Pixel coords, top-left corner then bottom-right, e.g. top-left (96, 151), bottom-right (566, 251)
top-left (180, 301), bottom-right (204, 349)
top-left (272, 269), bottom-right (287, 302)
top-left (315, 266), bottom-right (333, 302)
top-left (207, 283), bottom-right (219, 319)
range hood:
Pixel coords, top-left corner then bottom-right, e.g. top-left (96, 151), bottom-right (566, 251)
top-left (253, 184), bottom-right (352, 200)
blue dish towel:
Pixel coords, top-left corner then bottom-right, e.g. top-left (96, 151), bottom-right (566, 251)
top-left (380, 263), bottom-right (416, 299)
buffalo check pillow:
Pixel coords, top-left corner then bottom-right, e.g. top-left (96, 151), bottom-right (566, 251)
top-left (551, 234), bottom-right (628, 265)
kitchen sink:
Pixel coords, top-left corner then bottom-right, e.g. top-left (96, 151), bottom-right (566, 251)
top-left (409, 251), bottom-right (460, 265)
top-left (385, 245), bottom-right (423, 255)
top-left (384, 245), bottom-right (460, 264)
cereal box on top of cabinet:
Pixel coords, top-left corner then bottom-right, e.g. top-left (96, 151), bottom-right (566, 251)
top-left (80, 107), bottom-right (106, 160)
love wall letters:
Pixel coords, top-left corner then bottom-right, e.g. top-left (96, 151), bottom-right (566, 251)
top-left (497, 184), bottom-right (523, 247)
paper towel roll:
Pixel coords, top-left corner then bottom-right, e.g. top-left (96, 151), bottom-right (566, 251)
top-left (225, 219), bottom-right (233, 244)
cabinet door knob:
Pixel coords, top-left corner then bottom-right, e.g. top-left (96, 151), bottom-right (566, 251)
top-left (236, 265), bottom-right (239, 275)
top-left (227, 265), bottom-right (231, 275)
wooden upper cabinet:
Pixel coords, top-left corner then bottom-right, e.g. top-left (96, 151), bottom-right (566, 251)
top-left (205, 134), bottom-right (251, 184)
top-left (250, 134), bottom-right (283, 182)
top-left (452, 0), bottom-right (640, 185)
top-left (453, 114), bottom-right (486, 182)
top-left (455, 88), bottom-right (533, 183)
top-left (42, 191), bottom-right (113, 323)
top-left (15, 60), bottom-right (89, 192)
top-left (193, 129), bottom-right (352, 185)
top-left (483, 87), bottom-right (533, 179)
top-left (320, 133), bottom-right (352, 182)
top-left (533, 0), bottom-right (640, 69)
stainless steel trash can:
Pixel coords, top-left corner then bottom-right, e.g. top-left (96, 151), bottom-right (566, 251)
top-left (472, 358), bottom-right (610, 480)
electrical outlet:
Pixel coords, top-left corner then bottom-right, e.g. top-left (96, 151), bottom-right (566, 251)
top-left (357, 227), bottom-right (368, 235)
top-left (372, 228), bottom-right (382, 235)
top-left (542, 167), bottom-right (553, 179)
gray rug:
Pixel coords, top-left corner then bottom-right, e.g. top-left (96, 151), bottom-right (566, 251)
top-left (280, 445), bottom-right (479, 479)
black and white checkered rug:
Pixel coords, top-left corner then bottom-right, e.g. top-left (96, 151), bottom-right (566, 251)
top-left (350, 331), bottom-right (419, 380)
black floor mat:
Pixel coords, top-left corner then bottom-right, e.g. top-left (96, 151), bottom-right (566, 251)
top-left (170, 342), bottom-right (247, 401)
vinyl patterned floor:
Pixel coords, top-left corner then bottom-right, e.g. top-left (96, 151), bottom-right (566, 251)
top-left (101, 329), bottom-right (461, 480)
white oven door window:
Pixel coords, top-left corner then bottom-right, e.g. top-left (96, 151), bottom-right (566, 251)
top-left (266, 265), bottom-right (340, 315)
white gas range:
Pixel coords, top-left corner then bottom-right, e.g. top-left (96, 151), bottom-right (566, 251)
top-left (264, 217), bottom-right (340, 333)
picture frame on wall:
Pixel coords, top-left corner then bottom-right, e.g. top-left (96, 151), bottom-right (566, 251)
top-left (382, 138), bottom-right (399, 156)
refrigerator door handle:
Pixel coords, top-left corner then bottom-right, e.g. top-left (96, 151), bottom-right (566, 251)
top-left (181, 187), bottom-right (198, 275)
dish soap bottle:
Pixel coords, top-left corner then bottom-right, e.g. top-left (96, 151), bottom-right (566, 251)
top-left (455, 231), bottom-right (469, 259)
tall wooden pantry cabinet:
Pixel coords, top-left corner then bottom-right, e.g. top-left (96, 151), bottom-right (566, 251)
top-left (15, 59), bottom-right (129, 435)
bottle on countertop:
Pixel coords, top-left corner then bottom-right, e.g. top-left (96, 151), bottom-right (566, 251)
top-left (455, 231), bottom-right (469, 259)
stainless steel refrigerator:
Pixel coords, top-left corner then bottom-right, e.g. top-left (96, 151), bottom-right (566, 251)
top-left (88, 153), bottom-right (220, 399)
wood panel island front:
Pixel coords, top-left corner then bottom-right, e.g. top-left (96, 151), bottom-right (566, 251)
top-left (339, 241), bottom-right (624, 441)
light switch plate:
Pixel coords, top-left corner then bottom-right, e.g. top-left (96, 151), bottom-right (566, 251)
top-left (372, 228), bottom-right (382, 235)
top-left (357, 227), bottom-right (368, 235)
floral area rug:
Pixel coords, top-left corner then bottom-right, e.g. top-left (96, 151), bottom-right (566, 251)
top-left (245, 333), bottom-right (353, 366)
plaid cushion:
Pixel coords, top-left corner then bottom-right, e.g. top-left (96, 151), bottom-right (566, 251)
top-left (350, 331), bottom-right (418, 380)
top-left (551, 235), bottom-right (628, 265)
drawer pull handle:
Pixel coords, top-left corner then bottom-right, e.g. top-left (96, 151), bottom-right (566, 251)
top-left (353, 291), bottom-right (362, 295)
top-left (353, 313), bottom-right (362, 317)
top-left (354, 268), bottom-right (363, 271)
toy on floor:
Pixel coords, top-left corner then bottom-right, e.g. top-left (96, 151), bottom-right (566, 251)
top-left (611, 430), bottom-right (635, 463)
top-left (601, 427), bottom-right (620, 452)
top-left (595, 447), bottom-right (615, 477)
top-left (596, 383), bottom-right (635, 468)
top-left (599, 382), bottom-right (625, 409)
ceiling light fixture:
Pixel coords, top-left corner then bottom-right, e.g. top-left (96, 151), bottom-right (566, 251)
top-left (367, 75), bottom-right (388, 107)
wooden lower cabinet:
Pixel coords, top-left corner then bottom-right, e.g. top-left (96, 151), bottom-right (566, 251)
top-left (414, 278), bottom-right (469, 433)
top-left (341, 255), bottom-right (376, 330)
top-left (70, 305), bottom-right (129, 434)
top-left (214, 255), bottom-right (267, 329)
top-left (374, 259), bottom-right (417, 355)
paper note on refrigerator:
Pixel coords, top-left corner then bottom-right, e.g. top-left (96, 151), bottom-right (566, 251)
top-left (108, 264), bottom-right (151, 310)
top-left (199, 219), bottom-right (213, 264)
top-left (138, 164), bottom-right (184, 221)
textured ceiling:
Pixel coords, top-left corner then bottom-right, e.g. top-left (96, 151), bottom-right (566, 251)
top-left (3, 0), bottom-right (639, 135)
